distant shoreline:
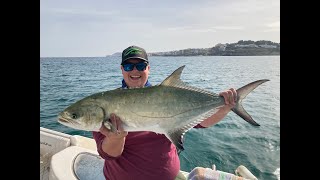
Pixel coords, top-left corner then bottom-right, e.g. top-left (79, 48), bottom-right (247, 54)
top-left (110, 40), bottom-right (280, 57)
top-left (148, 54), bottom-right (280, 57)
top-left (41, 40), bottom-right (280, 58)
top-left (41, 54), bottom-right (280, 58)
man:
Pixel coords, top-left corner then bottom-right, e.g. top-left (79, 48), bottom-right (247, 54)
top-left (92, 45), bottom-right (237, 180)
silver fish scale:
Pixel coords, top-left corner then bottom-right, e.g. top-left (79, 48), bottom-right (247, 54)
top-left (101, 86), bottom-right (225, 132)
top-left (58, 65), bottom-right (268, 151)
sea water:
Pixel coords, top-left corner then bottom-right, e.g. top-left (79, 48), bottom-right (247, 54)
top-left (40, 56), bottom-right (280, 180)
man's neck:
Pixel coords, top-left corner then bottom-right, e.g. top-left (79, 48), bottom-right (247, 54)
top-left (121, 79), bottom-right (151, 89)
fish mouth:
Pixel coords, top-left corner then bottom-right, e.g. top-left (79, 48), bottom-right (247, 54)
top-left (58, 117), bottom-right (69, 123)
top-left (58, 116), bottom-right (81, 126)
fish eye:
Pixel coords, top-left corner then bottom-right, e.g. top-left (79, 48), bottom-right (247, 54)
top-left (71, 113), bottom-right (77, 119)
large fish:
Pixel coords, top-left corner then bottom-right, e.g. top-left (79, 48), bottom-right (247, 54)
top-left (58, 65), bottom-right (269, 151)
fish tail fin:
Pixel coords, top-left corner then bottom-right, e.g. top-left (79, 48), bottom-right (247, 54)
top-left (232, 79), bottom-right (269, 126)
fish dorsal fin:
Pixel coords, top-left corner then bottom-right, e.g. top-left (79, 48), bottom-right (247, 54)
top-left (160, 65), bottom-right (186, 87)
top-left (160, 65), bottom-right (216, 96)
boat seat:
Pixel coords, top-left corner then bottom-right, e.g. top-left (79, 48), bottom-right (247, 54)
top-left (49, 146), bottom-right (104, 180)
top-left (40, 127), bottom-right (72, 180)
top-left (70, 135), bottom-right (97, 151)
top-left (40, 128), bottom-right (71, 156)
top-left (73, 152), bottom-right (105, 180)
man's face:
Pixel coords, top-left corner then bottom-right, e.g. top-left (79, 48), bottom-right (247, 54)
top-left (121, 59), bottom-right (150, 88)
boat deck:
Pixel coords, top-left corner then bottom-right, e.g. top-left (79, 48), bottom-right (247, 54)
top-left (40, 127), bottom-right (256, 180)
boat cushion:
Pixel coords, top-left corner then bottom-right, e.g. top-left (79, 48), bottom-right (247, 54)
top-left (73, 152), bottom-right (105, 180)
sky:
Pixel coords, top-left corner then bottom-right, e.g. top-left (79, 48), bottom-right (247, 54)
top-left (40, 0), bottom-right (280, 57)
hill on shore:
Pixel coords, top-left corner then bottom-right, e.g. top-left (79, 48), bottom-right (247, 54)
top-left (149, 40), bottom-right (280, 56)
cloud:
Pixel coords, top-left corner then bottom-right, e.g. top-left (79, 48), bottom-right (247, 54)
top-left (166, 25), bottom-right (244, 33)
top-left (263, 21), bottom-right (280, 32)
top-left (43, 8), bottom-right (117, 17)
top-left (41, 0), bottom-right (280, 56)
top-left (266, 21), bottom-right (280, 28)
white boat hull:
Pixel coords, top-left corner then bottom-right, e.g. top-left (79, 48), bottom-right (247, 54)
top-left (40, 127), bottom-right (256, 180)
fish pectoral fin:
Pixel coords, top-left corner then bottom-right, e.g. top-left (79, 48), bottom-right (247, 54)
top-left (103, 121), bottom-right (117, 133)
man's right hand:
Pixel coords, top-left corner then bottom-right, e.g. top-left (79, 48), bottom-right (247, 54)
top-left (99, 114), bottom-right (128, 157)
top-left (100, 113), bottom-right (128, 139)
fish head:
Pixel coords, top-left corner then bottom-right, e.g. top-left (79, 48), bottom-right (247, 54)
top-left (57, 102), bottom-right (105, 131)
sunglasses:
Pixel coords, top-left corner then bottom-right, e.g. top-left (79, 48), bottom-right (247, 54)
top-left (122, 62), bottom-right (148, 71)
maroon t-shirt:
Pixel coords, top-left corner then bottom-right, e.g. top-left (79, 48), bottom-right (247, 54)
top-left (93, 125), bottom-right (205, 180)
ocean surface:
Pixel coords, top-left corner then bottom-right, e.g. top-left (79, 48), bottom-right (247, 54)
top-left (40, 56), bottom-right (280, 180)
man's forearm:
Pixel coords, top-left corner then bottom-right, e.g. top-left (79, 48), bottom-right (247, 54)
top-left (200, 106), bottom-right (232, 127)
top-left (101, 137), bottom-right (126, 157)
